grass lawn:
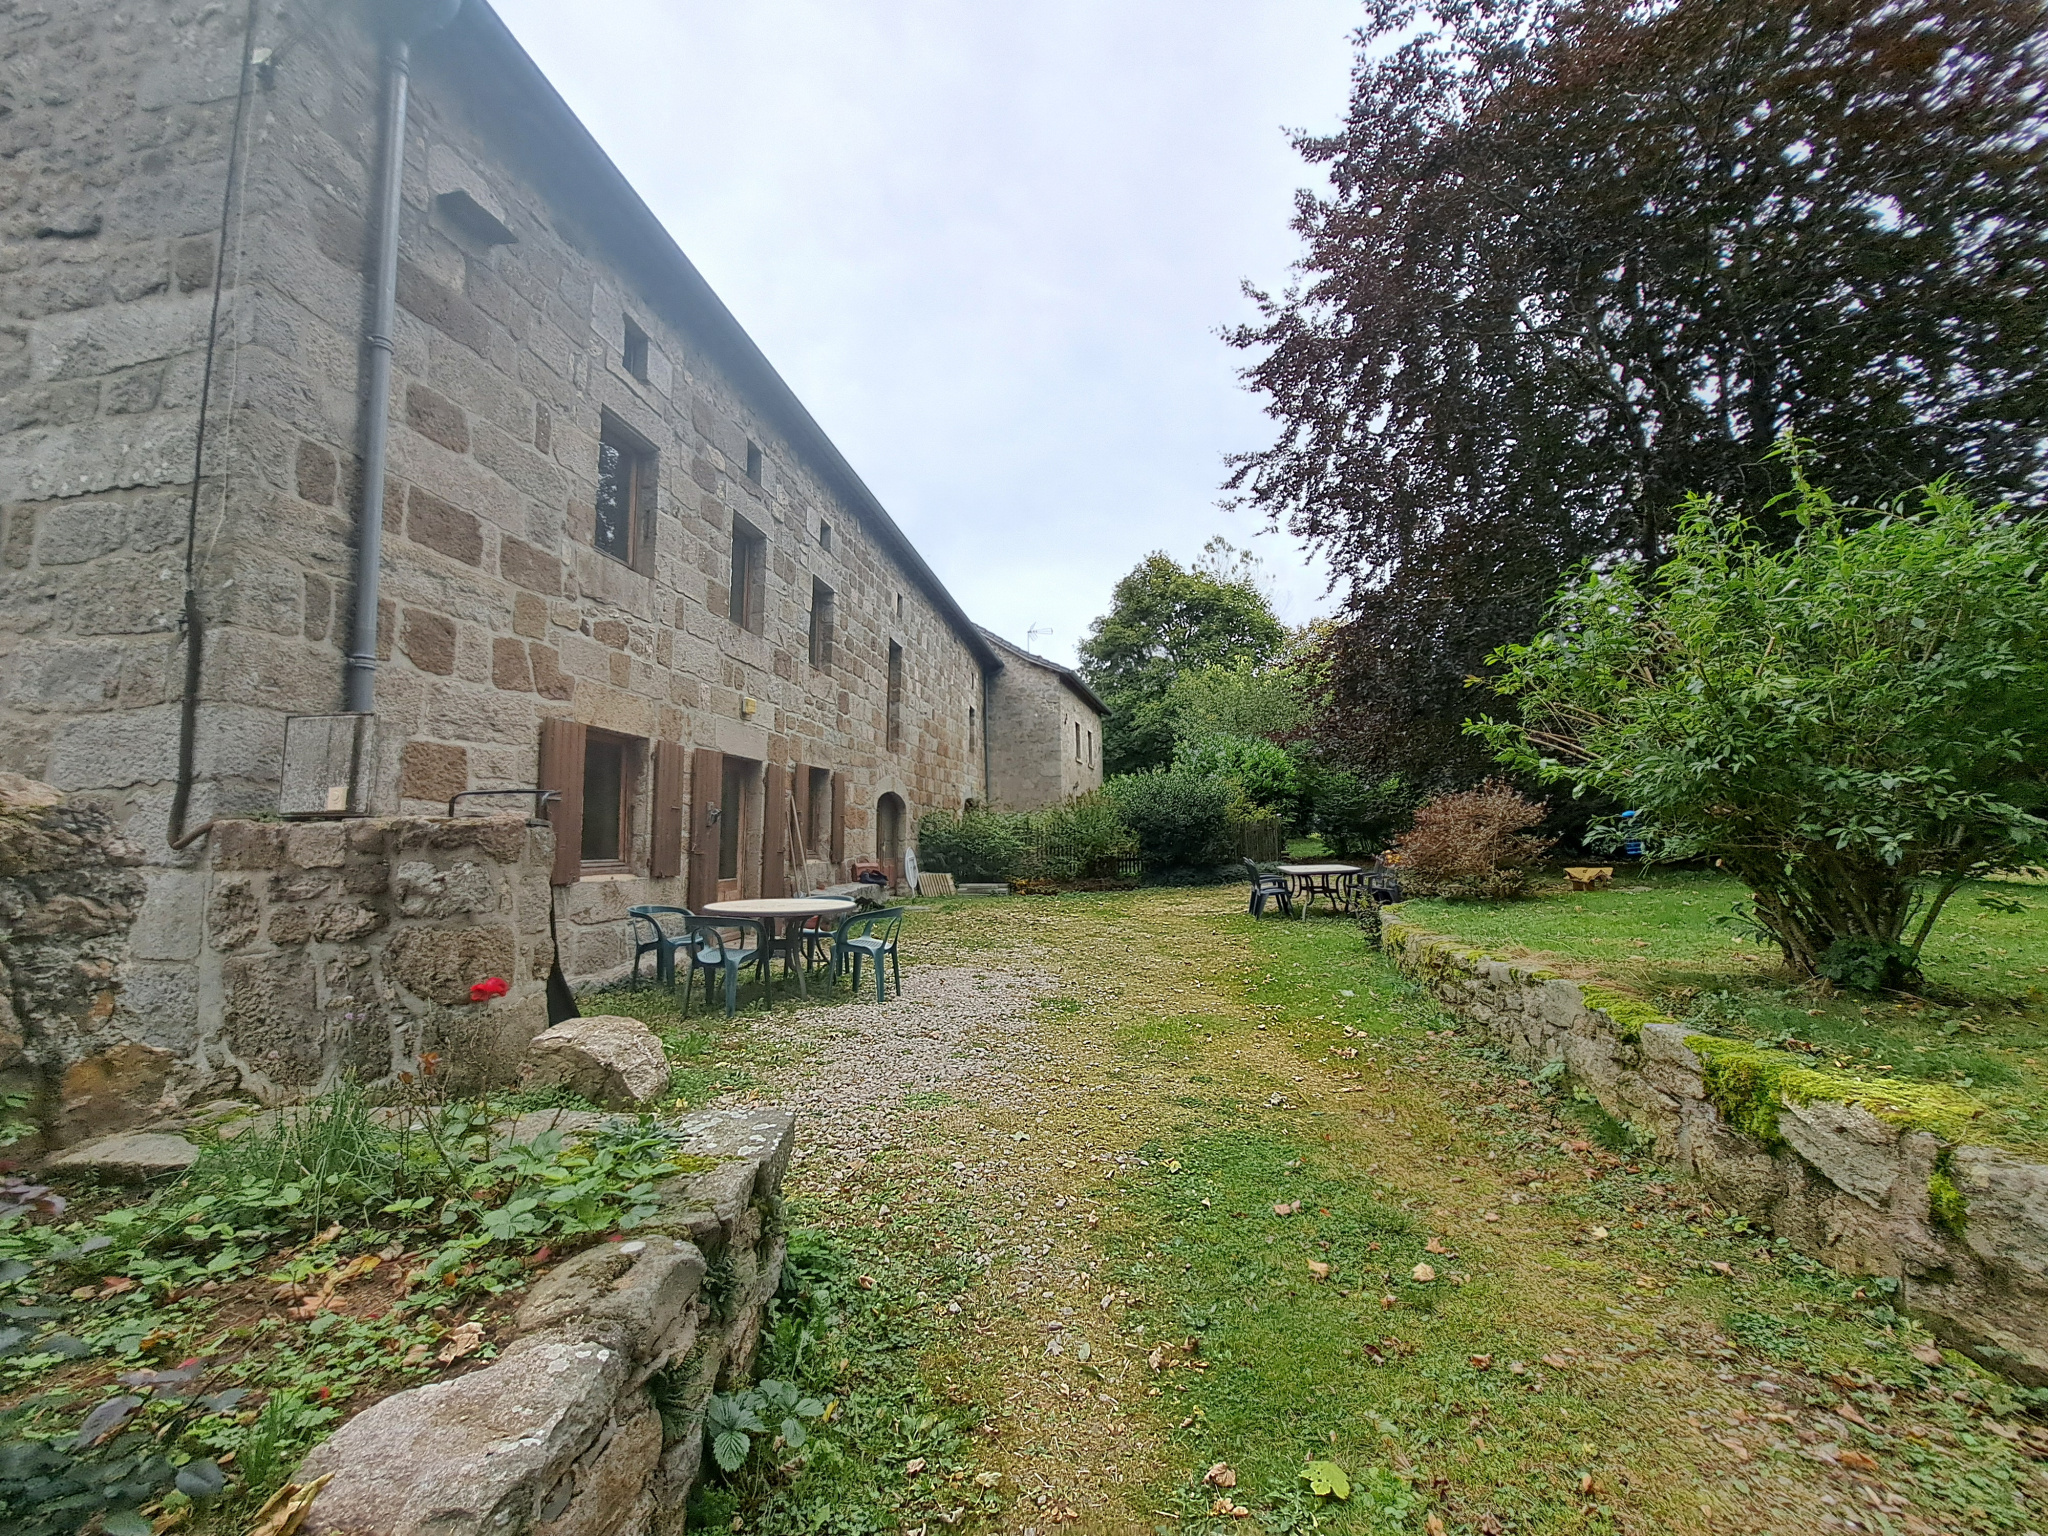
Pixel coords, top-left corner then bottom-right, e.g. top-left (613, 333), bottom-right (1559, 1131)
top-left (685, 888), bottom-right (2047, 1535)
top-left (1395, 869), bottom-right (2048, 1155)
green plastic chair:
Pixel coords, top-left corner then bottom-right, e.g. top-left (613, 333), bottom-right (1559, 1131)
top-left (627, 905), bottom-right (694, 988)
top-left (832, 908), bottom-right (904, 1002)
top-left (682, 916), bottom-right (771, 1018)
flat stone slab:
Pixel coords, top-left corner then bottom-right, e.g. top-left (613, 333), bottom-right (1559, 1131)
top-left (45, 1131), bottom-right (199, 1179)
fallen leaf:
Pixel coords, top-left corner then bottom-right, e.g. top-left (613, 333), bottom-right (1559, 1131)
top-left (247, 1475), bottom-right (334, 1536)
top-left (1836, 1402), bottom-right (1870, 1427)
top-left (1577, 1473), bottom-right (1598, 1495)
top-left (1718, 1437), bottom-right (1751, 1462)
top-left (857, 1275), bottom-right (876, 1290)
top-left (435, 1320), bottom-right (485, 1365)
top-left (1204, 1463), bottom-right (1238, 1489)
top-left (1425, 1518), bottom-right (1447, 1536)
top-left (1306, 1260), bottom-right (1332, 1280)
top-left (1412, 1263), bottom-right (1436, 1283)
top-left (1148, 1346), bottom-right (1166, 1372)
top-left (1273, 1200), bottom-right (1302, 1216)
top-left (1909, 1342), bottom-right (1944, 1367)
top-left (1837, 1449), bottom-right (1880, 1473)
top-left (906, 1457), bottom-right (927, 1476)
top-left (1588, 1226), bottom-right (1610, 1241)
top-left (1541, 1354), bottom-right (1572, 1370)
top-left (1380, 1294), bottom-right (1398, 1309)
top-left (1710, 1261), bottom-right (1734, 1277)
top-left (973, 1471), bottom-right (1002, 1489)
top-left (1469, 1354), bottom-right (1493, 1370)
top-left (1425, 1238), bottom-right (1449, 1254)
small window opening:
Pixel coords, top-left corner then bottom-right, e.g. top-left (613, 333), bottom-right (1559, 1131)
top-left (1075, 722), bottom-right (1082, 762)
top-left (886, 641), bottom-right (904, 750)
top-left (580, 729), bottom-right (639, 869)
top-left (806, 767), bottom-right (831, 856)
top-left (745, 439), bottom-right (763, 483)
top-left (1087, 728), bottom-right (1094, 767)
top-left (622, 318), bottom-right (649, 381)
top-left (817, 519), bottom-right (832, 552)
top-left (728, 514), bottom-right (766, 631)
top-left (808, 579), bottom-right (836, 668)
top-left (895, 592), bottom-right (904, 620)
top-left (595, 417), bottom-right (655, 567)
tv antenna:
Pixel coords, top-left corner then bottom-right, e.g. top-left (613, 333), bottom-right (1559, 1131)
top-left (1026, 624), bottom-right (1053, 652)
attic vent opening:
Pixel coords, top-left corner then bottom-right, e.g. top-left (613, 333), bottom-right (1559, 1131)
top-left (623, 318), bottom-right (649, 382)
top-left (745, 440), bottom-right (763, 483)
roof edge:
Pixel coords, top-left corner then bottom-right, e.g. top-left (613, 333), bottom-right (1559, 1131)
top-left (446, 3), bottom-right (1002, 674)
top-left (978, 628), bottom-right (1110, 716)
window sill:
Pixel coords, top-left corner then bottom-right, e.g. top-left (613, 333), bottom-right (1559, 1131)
top-left (579, 862), bottom-right (635, 881)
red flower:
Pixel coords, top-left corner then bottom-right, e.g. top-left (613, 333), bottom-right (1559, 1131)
top-left (468, 976), bottom-right (509, 1002)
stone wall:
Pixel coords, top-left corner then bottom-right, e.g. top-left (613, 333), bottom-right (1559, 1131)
top-left (1382, 915), bottom-right (2048, 1384)
top-left (982, 642), bottom-right (1102, 812)
top-left (196, 813), bottom-right (553, 1105)
top-left (0, 0), bottom-right (999, 987)
top-left (300, 1106), bottom-right (795, 1536)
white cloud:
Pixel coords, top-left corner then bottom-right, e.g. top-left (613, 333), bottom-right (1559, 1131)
top-left (489, 0), bottom-right (1356, 663)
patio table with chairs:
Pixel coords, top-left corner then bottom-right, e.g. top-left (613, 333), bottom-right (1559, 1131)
top-left (1273, 861), bottom-right (1364, 918)
top-left (626, 897), bottom-right (905, 1017)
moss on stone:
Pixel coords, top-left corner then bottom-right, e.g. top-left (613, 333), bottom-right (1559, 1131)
top-left (1928, 1149), bottom-right (1969, 1238)
top-left (1581, 986), bottom-right (1674, 1045)
top-left (1686, 1034), bottom-right (1984, 1148)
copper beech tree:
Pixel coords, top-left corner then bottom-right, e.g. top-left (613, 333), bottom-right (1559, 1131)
top-left (1228, 0), bottom-right (2048, 786)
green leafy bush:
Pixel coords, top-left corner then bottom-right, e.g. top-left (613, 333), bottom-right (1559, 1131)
top-left (705, 1379), bottom-right (827, 1473)
top-left (915, 807), bottom-right (1025, 883)
top-left (1174, 732), bottom-right (1302, 816)
top-left (1310, 769), bottom-right (1417, 858)
top-left (1476, 467), bottom-right (2048, 974)
top-left (1020, 790), bottom-right (1136, 883)
top-left (1107, 769), bottom-right (1237, 873)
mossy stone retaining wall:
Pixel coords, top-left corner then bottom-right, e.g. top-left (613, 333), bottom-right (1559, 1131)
top-left (1382, 915), bottom-right (2048, 1384)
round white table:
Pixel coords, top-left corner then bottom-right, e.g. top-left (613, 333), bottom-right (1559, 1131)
top-left (1274, 863), bottom-right (1362, 918)
top-left (698, 897), bottom-right (857, 995)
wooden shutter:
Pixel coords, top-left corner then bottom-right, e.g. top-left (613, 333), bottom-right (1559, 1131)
top-left (686, 747), bottom-right (722, 911)
top-left (792, 763), bottom-right (811, 858)
top-left (649, 740), bottom-right (684, 880)
top-left (829, 771), bottom-right (848, 866)
top-left (537, 717), bottom-right (586, 887)
top-left (761, 761), bottom-right (790, 898)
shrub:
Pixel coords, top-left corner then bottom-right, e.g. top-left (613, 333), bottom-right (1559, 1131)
top-left (1020, 791), bottom-right (1136, 883)
top-left (1173, 732), bottom-right (1302, 817)
top-left (1392, 778), bottom-right (1555, 899)
top-left (1474, 469), bottom-right (2048, 973)
top-left (916, 808), bottom-right (1025, 883)
top-left (1107, 769), bottom-right (1237, 874)
top-left (1311, 769), bottom-right (1417, 859)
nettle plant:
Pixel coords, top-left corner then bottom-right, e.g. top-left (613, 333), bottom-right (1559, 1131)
top-left (1474, 466), bottom-right (2048, 985)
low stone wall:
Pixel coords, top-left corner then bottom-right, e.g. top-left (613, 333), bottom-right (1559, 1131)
top-left (1381, 914), bottom-right (2048, 1384)
top-left (301, 1106), bottom-right (795, 1536)
top-left (198, 815), bottom-right (554, 1103)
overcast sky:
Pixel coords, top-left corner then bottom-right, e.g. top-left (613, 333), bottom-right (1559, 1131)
top-left (490, 0), bottom-right (1361, 667)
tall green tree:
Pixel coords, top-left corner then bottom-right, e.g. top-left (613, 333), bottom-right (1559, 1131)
top-left (1474, 472), bottom-right (2048, 983)
top-left (1228, 0), bottom-right (2048, 786)
top-left (1079, 540), bottom-right (1286, 774)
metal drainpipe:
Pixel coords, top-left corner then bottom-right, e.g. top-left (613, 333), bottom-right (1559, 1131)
top-left (345, 0), bottom-right (460, 713)
top-left (342, 34), bottom-right (412, 714)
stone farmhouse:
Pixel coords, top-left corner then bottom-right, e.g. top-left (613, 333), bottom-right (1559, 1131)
top-left (980, 628), bottom-right (1105, 810)
top-left (0, 0), bottom-right (1095, 997)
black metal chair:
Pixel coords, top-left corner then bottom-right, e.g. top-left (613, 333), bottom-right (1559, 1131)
top-left (1366, 871), bottom-right (1404, 906)
top-left (1243, 858), bottom-right (1293, 918)
top-left (627, 905), bottom-right (694, 988)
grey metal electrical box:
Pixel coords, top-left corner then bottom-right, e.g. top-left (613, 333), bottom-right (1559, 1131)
top-left (279, 713), bottom-right (376, 818)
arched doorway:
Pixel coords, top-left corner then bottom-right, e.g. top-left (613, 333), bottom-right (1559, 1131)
top-left (876, 793), bottom-right (906, 887)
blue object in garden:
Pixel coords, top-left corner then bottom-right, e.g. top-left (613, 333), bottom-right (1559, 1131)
top-left (1621, 809), bottom-right (1643, 858)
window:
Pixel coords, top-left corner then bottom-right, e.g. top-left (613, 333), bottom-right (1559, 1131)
top-left (894, 593), bottom-right (904, 620)
top-left (745, 439), bottom-right (763, 483)
top-left (808, 578), bottom-right (835, 668)
top-left (580, 729), bottom-right (639, 869)
top-left (728, 514), bottom-right (766, 630)
top-left (717, 757), bottom-right (748, 881)
top-left (1075, 722), bottom-right (1082, 762)
top-left (886, 641), bottom-right (904, 750)
top-left (1087, 728), bottom-right (1094, 767)
top-left (817, 519), bottom-right (832, 552)
top-left (622, 317), bottom-right (649, 381)
top-left (806, 767), bottom-right (831, 856)
top-left (595, 417), bottom-right (655, 567)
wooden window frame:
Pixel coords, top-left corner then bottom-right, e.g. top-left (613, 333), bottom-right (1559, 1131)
top-left (579, 727), bottom-right (642, 876)
top-left (595, 413), bottom-right (656, 571)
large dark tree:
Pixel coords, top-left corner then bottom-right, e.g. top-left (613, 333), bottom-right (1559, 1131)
top-left (1079, 544), bottom-right (1287, 775)
top-left (1228, 0), bottom-right (2048, 784)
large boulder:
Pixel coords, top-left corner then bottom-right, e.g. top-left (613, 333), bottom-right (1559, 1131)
top-left (519, 1016), bottom-right (668, 1108)
top-left (44, 1130), bottom-right (198, 1180)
